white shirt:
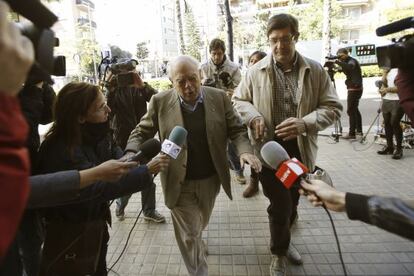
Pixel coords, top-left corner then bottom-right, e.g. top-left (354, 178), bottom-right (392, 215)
top-left (383, 68), bottom-right (399, 101)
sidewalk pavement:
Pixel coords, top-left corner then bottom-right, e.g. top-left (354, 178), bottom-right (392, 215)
top-left (107, 137), bottom-right (414, 276)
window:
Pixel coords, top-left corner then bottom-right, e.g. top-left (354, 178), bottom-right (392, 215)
top-left (343, 6), bottom-right (362, 20)
top-left (340, 30), bottom-right (360, 42)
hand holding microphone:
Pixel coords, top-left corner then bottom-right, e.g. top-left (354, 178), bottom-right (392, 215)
top-left (299, 180), bottom-right (346, 212)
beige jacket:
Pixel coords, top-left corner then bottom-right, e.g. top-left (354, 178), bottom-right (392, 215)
top-left (126, 86), bottom-right (253, 209)
top-left (233, 53), bottom-right (342, 170)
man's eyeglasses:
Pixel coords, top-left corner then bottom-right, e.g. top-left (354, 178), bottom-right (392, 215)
top-left (269, 35), bottom-right (295, 45)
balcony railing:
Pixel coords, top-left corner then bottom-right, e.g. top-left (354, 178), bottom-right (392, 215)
top-left (77, 17), bottom-right (97, 28)
top-left (76, 0), bottom-right (95, 10)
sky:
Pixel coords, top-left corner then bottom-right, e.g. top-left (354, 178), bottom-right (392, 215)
top-left (94, 0), bottom-right (156, 54)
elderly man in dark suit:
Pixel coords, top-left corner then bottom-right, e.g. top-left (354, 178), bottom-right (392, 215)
top-left (125, 55), bottom-right (262, 276)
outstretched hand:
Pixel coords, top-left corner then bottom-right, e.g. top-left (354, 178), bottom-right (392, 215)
top-left (0, 1), bottom-right (35, 96)
top-left (299, 179), bottom-right (346, 212)
top-left (240, 153), bottom-right (262, 173)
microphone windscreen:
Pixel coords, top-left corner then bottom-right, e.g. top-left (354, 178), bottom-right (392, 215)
top-left (260, 141), bottom-right (290, 170)
top-left (138, 139), bottom-right (161, 160)
top-left (376, 17), bottom-right (414, 36)
top-left (168, 126), bottom-right (188, 146)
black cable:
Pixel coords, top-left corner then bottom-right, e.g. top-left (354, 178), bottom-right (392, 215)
top-left (107, 201), bottom-right (144, 273)
top-left (107, 177), bottom-right (157, 273)
top-left (323, 205), bottom-right (348, 276)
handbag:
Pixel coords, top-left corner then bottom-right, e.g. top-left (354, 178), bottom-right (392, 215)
top-left (39, 220), bottom-right (105, 276)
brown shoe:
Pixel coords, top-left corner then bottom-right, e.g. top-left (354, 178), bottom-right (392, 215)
top-left (243, 176), bottom-right (259, 198)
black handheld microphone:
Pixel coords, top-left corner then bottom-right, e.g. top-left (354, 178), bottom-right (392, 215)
top-left (161, 126), bottom-right (188, 159)
top-left (376, 17), bottom-right (414, 37)
top-left (128, 139), bottom-right (161, 163)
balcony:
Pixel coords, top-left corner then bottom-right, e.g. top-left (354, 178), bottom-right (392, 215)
top-left (337, 0), bottom-right (370, 7)
top-left (76, 0), bottom-right (95, 10)
top-left (77, 17), bottom-right (97, 28)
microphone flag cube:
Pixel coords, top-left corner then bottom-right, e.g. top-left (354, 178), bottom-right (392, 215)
top-left (275, 158), bottom-right (309, 189)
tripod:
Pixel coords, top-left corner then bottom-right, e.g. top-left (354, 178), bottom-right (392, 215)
top-left (358, 107), bottom-right (381, 144)
top-left (327, 68), bottom-right (342, 142)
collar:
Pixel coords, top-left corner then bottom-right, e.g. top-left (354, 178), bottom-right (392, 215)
top-left (273, 53), bottom-right (299, 73)
top-left (211, 55), bottom-right (227, 68)
top-left (178, 88), bottom-right (205, 112)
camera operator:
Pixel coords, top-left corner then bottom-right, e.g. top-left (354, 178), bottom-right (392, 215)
top-left (377, 68), bottom-right (404, 159)
top-left (335, 48), bottom-right (364, 139)
top-left (200, 38), bottom-right (247, 185)
top-left (0, 0), bottom-right (35, 260)
top-left (106, 67), bottom-right (166, 223)
top-left (16, 79), bottom-right (56, 276)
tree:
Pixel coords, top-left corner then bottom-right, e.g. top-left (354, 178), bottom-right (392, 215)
top-left (75, 24), bottom-right (100, 79)
top-left (176, 0), bottom-right (186, 54)
top-left (223, 0), bottom-right (234, 61)
top-left (288, 0), bottom-right (343, 41)
top-left (136, 42), bottom-right (149, 60)
top-left (254, 11), bottom-right (271, 50)
top-left (184, 3), bottom-right (202, 61)
top-left (109, 45), bottom-right (132, 59)
top-left (382, 0), bottom-right (414, 37)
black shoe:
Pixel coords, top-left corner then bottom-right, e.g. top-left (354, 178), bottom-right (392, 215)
top-left (342, 133), bottom-right (356, 140)
top-left (377, 146), bottom-right (394, 155)
top-left (392, 148), bottom-right (403, 159)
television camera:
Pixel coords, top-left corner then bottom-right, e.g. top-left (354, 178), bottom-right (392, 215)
top-left (5, 0), bottom-right (66, 84)
top-left (376, 16), bottom-right (414, 69)
top-left (99, 57), bottom-right (141, 88)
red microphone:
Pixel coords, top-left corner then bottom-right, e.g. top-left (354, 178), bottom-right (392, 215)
top-left (260, 141), bottom-right (309, 189)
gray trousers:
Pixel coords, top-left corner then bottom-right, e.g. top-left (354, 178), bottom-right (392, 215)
top-left (171, 174), bottom-right (220, 276)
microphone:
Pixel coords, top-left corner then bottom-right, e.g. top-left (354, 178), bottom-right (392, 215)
top-left (376, 17), bottom-right (414, 37)
top-left (260, 141), bottom-right (309, 189)
top-left (161, 126), bottom-right (188, 159)
top-left (128, 138), bottom-right (161, 163)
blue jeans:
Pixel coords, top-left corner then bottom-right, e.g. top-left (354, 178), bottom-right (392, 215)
top-left (116, 183), bottom-right (156, 216)
top-left (227, 141), bottom-right (242, 175)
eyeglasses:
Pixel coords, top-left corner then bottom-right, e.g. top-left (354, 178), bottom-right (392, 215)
top-left (269, 35), bottom-right (295, 45)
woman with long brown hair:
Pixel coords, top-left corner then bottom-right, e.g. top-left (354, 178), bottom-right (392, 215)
top-left (37, 82), bottom-right (168, 275)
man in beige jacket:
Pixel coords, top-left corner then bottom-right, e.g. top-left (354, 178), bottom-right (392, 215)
top-left (125, 55), bottom-right (261, 276)
top-left (233, 14), bottom-right (342, 276)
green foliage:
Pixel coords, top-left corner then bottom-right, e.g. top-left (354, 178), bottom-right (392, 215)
top-left (254, 12), bottom-right (271, 51)
top-left (136, 42), bottom-right (149, 60)
top-left (382, 0), bottom-right (414, 37)
top-left (146, 79), bottom-right (172, 92)
top-left (110, 45), bottom-right (132, 59)
top-left (184, 4), bottom-right (202, 61)
top-left (76, 37), bottom-right (99, 77)
top-left (288, 0), bottom-right (343, 41)
top-left (361, 65), bottom-right (382, 78)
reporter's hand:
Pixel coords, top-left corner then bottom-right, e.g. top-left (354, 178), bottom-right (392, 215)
top-left (132, 71), bottom-right (144, 88)
top-left (146, 153), bottom-right (170, 174)
top-left (299, 179), bottom-right (346, 212)
top-left (95, 160), bottom-right (137, 182)
top-left (0, 1), bottom-right (35, 96)
top-left (275, 117), bottom-right (306, 141)
top-left (119, 151), bottom-right (135, 162)
top-left (250, 117), bottom-right (267, 141)
top-left (79, 160), bottom-right (137, 188)
top-left (240, 153), bottom-right (262, 173)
